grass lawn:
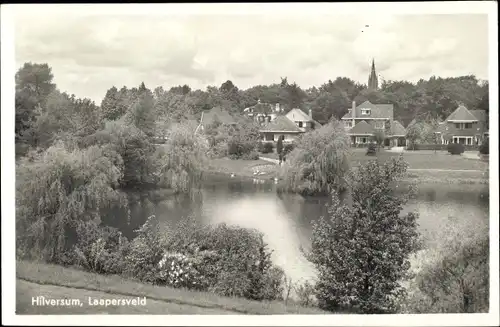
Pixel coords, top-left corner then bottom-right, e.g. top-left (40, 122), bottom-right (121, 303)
top-left (16, 261), bottom-right (327, 315)
top-left (348, 149), bottom-right (489, 171)
top-left (205, 158), bottom-right (277, 178)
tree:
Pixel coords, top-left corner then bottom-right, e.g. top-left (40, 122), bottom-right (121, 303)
top-left (15, 63), bottom-right (57, 145)
top-left (405, 123), bottom-right (422, 150)
top-left (101, 86), bottom-right (127, 121)
top-left (373, 130), bottom-right (385, 151)
top-left (308, 156), bottom-right (420, 313)
top-left (125, 85), bottom-right (156, 137)
top-left (276, 135), bottom-right (284, 155)
top-left (280, 120), bottom-right (351, 195)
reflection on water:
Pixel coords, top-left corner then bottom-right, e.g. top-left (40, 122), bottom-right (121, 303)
top-left (121, 176), bottom-right (489, 282)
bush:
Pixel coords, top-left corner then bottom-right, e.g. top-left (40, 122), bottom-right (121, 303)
top-left (280, 121), bottom-right (350, 195)
top-left (402, 218), bottom-right (488, 313)
top-left (283, 143), bottom-right (295, 156)
top-left (307, 156), bottom-right (420, 313)
top-left (276, 136), bottom-right (284, 154)
top-left (295, 280), bottom-right (317, 307)
top-left (259, 142), bottom-right (274, 154)
top-left (366, 143), bottom-right (376, 155)
top-left (447, 143), bottom-right (465, 155)
top-left (163, 219), bottom-right (284, 301)
top-left (479, 138), bottom-right (489, 155)
top-left (241, 150), bottom-right (260, 160)
top-left (73, 221), bottom-right (130, 275)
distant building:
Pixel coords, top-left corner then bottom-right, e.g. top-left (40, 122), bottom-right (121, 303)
top-left (259, 108), bottom-right (321, 142)
top-left (435, 105), bottom-right (488, 146)
top-left (197, 106), bottom-right (237, 132)
top-left (243, 100), bottom-right (283, 125)
top-left (341, 100), bottom-right (407, 147)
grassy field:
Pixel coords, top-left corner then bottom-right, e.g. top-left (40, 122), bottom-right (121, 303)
top-left (205, 158), bottom-right (277, 178)
top-left (16, 261), bottom-right (326, 315)
top-left (260, 149), bottom-right (488, 171)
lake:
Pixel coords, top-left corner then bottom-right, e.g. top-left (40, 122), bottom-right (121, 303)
top-left (115, 175), bottom-right (490, 284)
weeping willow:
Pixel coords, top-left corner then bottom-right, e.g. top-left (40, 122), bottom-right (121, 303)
top-left (280, 120), bottom-right (351, 195)
top-left (16, 141), bottom-right (129, 263)
top-left (153, 121), bottom-right (208, 194)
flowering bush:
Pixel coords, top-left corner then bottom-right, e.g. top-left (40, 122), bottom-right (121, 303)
top-left (156, 251), bottom-right (203, 289)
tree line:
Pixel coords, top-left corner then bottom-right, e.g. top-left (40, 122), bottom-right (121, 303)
top-left (15, 62), bottom-right (489, 154)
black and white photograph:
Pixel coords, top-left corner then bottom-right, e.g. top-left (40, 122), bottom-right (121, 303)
top-left (1, 2), bottom-right (498, 326)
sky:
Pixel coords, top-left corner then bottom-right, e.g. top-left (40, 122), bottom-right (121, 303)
top-left (12, 5), bottom-right (490, 104)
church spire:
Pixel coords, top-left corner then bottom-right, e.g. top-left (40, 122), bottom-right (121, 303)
top-left (368, 58), bottom-right (378, 90)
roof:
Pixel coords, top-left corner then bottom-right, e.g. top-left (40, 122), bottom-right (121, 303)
top-left (259, 116), bottom-right (303, 133)
top-left (244, 102), bottom-right (274, 114)
top-left (286, 108), bottom-right (312, 122)
top-left (348, 120), bottom-right (375, 135)
top-left (201, 107), bottom-right (236, 126)
top-left (341, 101), bottom-right (394, 120)
top-left (390, 120), bottom-right (407, 136)
top-left (469, 109), bottom-right (487, 122)
top-left (446, 105), bottom-right (478, 121)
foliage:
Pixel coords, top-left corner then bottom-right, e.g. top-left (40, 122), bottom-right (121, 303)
top-left (73, 221), bottom-right (130, 275)
top-left (157, 251), bottom-right (204, 290)
top-left (124, 84), bottom-right (156, 137)
top-left (280, 120), bottom-right (350, 195)
top-left (479, 137), bottom-right (489, 155)
top-left (15, 141), bottom-right (128, 264)
top-left (295, 280), bottom-right (317, 307)
top-left (403, 218), bottom-right (488, 313)
top-left (307, 157), bottom-right (420, 313)
top-left (405, 123), bottom-right (422, 150)
top-left (81, 120), bottom-right (155, 188)
top-left (373, 130), bottom-right (385, 150)
top-left (259, 142), bottom-right (274, 154)
top-left (283, 143), bottom-right (295, 156)
top-left (447, 143), bottom-right (465, 155)
top-left (124, 215), bottom-right (165, 283)
top-left (366, 142), bottom-right (377, 155)
top-left (15, 62), bottom-right (57, 146)
top-left (276, 135), bottom-right (284, 154)
top-left (163, 219), bottom-right (284, 301)
top-left (152, 122), bottom-right (208, 193)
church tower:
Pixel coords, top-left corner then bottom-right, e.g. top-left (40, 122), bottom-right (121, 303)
top-left (368, 59), bottom-right (378, 90)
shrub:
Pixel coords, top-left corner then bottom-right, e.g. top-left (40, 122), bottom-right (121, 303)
top-left (366, 143), bottom-right (376, 156)
top-left (241, 150), bottom-right (260, 160)
top-left (163, 219), bottom-right (284, 301)
top-left (479, 138), bottom-right (489, 155)
top-left (156, 251), bottom-right (204, 290)
top-left (447, 143), bottom-right (465, 155)
top-left (283, 143), bottom-right (295, 156)
top-left (124, 215), bottom-right (165, 283)
top-left (73, 221), bottom-right (130, 275)
top-left (402, 219), bottom-right (489, 313)
top-left (259, 142), bottom-right (274, 154)
top-left (295, 280), bottom-right (317, 307)
top-left (307, 156), bottom-right (420, 313)
top-left (280, 120), bottom-right (350, 195)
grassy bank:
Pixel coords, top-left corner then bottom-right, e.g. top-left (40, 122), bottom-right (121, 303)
top-left (205, 158), bottom-right (278, 179)
top-left (16, 261), bottom-right (326, 315)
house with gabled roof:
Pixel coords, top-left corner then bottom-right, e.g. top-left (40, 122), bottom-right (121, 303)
top-left (340, 100), bottom-right (407, 147)
top-left (243, 100), bottom-right (283, 125)
top-left (435, 105), bottom-right (488, 146)
top-left (259, 108), bottom-right (322, 142)
top-left (197, 106), bottom-right (237, 133)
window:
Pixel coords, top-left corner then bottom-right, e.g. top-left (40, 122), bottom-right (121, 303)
top-left (344, 121), bottom-right (352, 128)
top-left (298, 122), bottom-right (303, 128)
top-left (455, 122), bottom-right (473, 129)
top-left (361, 108), bottom-right (371, 115)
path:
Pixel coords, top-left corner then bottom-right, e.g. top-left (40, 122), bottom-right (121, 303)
top-left (259, 156), bottom-right (485, 173)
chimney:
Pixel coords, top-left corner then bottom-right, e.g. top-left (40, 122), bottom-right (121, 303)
top-left (352, 101), bottom-right (356, 126)
top-left (309, 109), bottom-right (313, 119)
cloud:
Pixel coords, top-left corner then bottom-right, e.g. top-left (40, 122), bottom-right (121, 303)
top-left (13, 9), bottom-right (489, 102)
